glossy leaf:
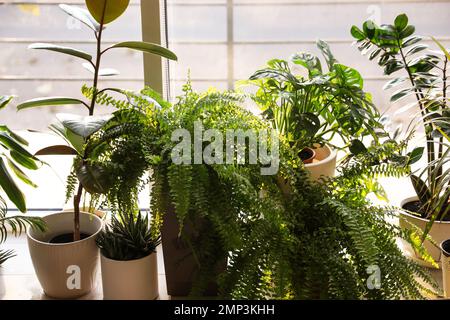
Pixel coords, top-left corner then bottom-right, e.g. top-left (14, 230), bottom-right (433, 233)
top-left (0, 133), bottom-right (35, 161)
top-left (107, 41), bottom-right (178, 61)
top-left (56, 114), bottom-right (113, 138)
top-left (86, 0), bottom-right (130, 24)
top-left (17, 97), bottom-right (86, 111)
top-left (59, 4), bottom-right (100, 32)
top-left (0, 158), bottom-right (26, 213)
top-left (76, 163), bottom-right (112, 194)
top-left (49, 122), bottom-right (84, 153)
top-left (408, 147), bottom-right (424, 165)
top-left (394, 14), bottom-right (408, 31)
top-left (410, 175), bottom-right (431, 207)
top-left (82, 63), bottom-right (119, 76)
top-left (400, 25), bottom-right (415, 39)
top-left (350, 26), bottom-right (365, 40)
top-left (0, 126), bottom-right (28, 146)
top-left (35, 145), bottom-right (78, 156)
top-left (28, 43), bottom-right (92, 62)
top-left (349, 139), bottom-right (367, 155)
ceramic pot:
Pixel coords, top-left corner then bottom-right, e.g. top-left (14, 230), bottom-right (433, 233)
top-left (304, 145), bottom-right (337, 181)
top-left (399, 196), bottom-right (450, 264)
top-left (27, 211), bottom-right (102, 299)
top-left (440, 239), bottom-right (450, 298)
top-left (101, 252), bottom-right (158, 300)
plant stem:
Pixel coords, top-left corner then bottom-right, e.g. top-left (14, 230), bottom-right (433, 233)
top-left (73, 2), bottom-right (106, 241)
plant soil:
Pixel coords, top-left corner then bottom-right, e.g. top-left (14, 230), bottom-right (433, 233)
top-left (299, 148), bottom-right (315, 164)
top-left (49, 233), bottom-right (91, 244)
top-left (402, 200), bottom-right (450, 221)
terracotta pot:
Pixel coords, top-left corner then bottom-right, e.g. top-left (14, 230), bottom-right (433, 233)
top-left (399, 196), bottom-right (450, 265)
top-left (27, 211), bottom-right (102, 299)
top-left (101, 252), bottom-right (158, 300)
top-left (304, 145), bottom-right (337, 181)
top-left (440, 239), bottom-right (450, 297)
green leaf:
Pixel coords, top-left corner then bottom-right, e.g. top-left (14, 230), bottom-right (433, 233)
top-left (6, 158), bottom-right (37, 188)
top-left (35, 145), bottom-right (78, 156)
top-left (391, 88), bottom-right (412, 102)
top-left (0, 132), bottom-right (35, 161)
top-left (76, 163), bottom-right (112, 194)
top-left (432, 37), bottom-right (450, 61)
top-left (28, 43), bottom-right (92, 62)
top-left (49, 122), bottom-right (84, 153)
top-left (86, 0), bottom-right (130, 24)
top-left (291, 52), bottom-right (322, 76)
top-left (59, 4), bottom-right (100, 32)
top-left (82, 63), bottom-right (120, 76)
top-left (408, 147), bottom-right (424, 165)
top-left (350, 26), bottom-right (365, 40)
top-left (410, 175), bottom-right (431, 207)
top-left (394, 14), bottom-right (408, 31)
top-left (0, 158), bottom-right (26, 212)
top-left (349, 139), bottom-right (367, 155)
top-left (0, 126), bottom-right (28, 146)
top-left (56, 113), bottom-right (113, 138)
top-left (0, 96), bottom-right (14, 110)
top-left (403, 36), bottom-right (422, 48)
top-left (400, 25), bottom-right (415, 39)
top-left (405, 44), bottom-right (428, 57)
top-left (17, 97), bottom-right (86, 111)
top-left (107, 41), bottom-right (178, 61)
top-left (10, 150), bottom-right (38, 170)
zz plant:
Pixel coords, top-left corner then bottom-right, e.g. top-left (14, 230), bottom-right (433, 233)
top-left (16, 1), bottom-right (177, 241)
top-left (351, 14), bottom-right (449, 222)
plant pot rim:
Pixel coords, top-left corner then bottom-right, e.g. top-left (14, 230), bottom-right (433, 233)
top-left (100, 251), bottom-right (156, 264)
top-left (440, 239), bottom-right (450, 257)
top-left (304, 144), bottom-right (337, 169)
top-left (27, 211), bottom-right (103, 247)
top-left (400, 196), bottom-right (450, 225)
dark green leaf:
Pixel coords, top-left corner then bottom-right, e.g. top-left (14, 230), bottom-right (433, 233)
top-left (76, 163), bottom-right (112, 194)
top-left (0, 158), bottom-right (26, 212)
top-left (0, 96), bottom-right (14, 110)
top-left (403, 36), bottom-right (422, 48)
top-left (28, 43), bottom-right (92, 62)
top-left (391, 88), bottom-right (412, 102)
top-left (400, 25), bottom-right (415, 39)
top-left (6, 158), bottom-right (37, 188)
top-left (350, 26), bottom-right (365, 40)
top-left (394, 14), bottom-right (408, 31)
top-left (405, 44), bottom-right (428, 57)
top-left (408, 147), bottom-right (424, 165)
top-left (410, 175), bottom-right (431, 207)
top-left (56, 114), bottom-right (113, 138)
top-left (349, 139), bottom-right (367, 155)
top-left (10, 150), bottom-right (38, 170)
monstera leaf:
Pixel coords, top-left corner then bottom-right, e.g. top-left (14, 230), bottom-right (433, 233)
top-left (85, 0), bottom-right (130, 24)
top-left (56, 114), bottom-right (113, 139)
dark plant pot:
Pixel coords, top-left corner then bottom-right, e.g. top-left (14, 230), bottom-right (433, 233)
top-left (161, 204), bottom-right (225, 297)
top-left (441, 239), bottom-right (450, 298)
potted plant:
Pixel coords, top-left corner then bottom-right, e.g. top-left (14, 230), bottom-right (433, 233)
top-left (351, 13), bottom-right (450, 265)
top-left (0, 96), bottom-right (45, 265)
top-left (17, 1), bottom-right (177, 298)
top-left (243, 41), bottom-right (383, 180)
top-left (96, 210), bottom-right (161, 300)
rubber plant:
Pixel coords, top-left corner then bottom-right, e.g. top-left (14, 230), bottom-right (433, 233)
top-left (0, 96), bottom-right (45, 265)
top-left (351, 14), bottom-right (449, 224)
top-left (16, 0), bottom-right (177, 241)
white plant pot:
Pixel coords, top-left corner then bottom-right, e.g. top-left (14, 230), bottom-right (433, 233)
top-left (399, 196), bottom-right (450, 265)
top-left (101, 252), bottom-right (158, 300)
top-left (27, 211), bottom-right (103, 299)
top-left (304, 145), bottom-right (337, 181)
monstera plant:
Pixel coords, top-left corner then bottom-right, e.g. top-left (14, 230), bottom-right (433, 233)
top-left (0, 96), bottom-right (44, 265)
top-left (17, 0), bottom-right (177, 299)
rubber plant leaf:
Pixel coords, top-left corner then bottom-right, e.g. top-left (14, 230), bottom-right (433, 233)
top-left (107, 42), bottom-right (178, 61)
top-left (59, 4), bottom-right (100, 32)
top-left (28, 43), bottom-right (92, 62)
top-left (76, 163), bottom-right (112, 194)
top-left (17, 97), bottom-right (86, 111)
top-left (85, 0), bottom-right (130, 24)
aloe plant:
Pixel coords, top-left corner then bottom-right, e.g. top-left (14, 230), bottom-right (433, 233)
top-left (17, 1), bottom-right (177, 241)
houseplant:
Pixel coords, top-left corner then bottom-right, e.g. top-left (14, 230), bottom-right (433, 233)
top-left (96, 210), bottom-right (161, 300)
top-left (351, 13), bottom-right (450, 264)
top-left (90, 81), bottom-right (437, 299)
top-left (243, 41), bottom-right (383, 180)
top-left (17, 1), bottom-right (177, 298)
top-left (0, 96), bottom-right (45, 265)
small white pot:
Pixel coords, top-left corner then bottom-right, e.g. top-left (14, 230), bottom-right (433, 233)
top-left (304, 145), bottom-right (337, 181)
top-left (101, 252), bottom-right (158, 300)
top-left (399, 196), bottom-right (450, 264)
top-left (27, 211), bottom-right (103, 299)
